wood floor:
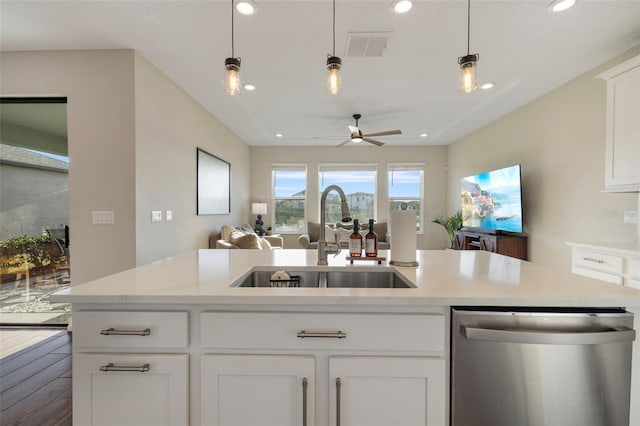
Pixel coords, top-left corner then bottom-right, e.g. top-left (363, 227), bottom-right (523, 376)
top-left (0, 328), bottom-right (72, 425)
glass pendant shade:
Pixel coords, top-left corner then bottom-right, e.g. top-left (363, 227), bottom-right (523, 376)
top-left (458, 54), bottom-right (478, 94)
top-left (225, 57), bottom-right (241, 96)
top-left (327, 56), bottom-right (342, 95)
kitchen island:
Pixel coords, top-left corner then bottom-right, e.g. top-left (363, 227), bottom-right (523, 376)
top-left (52, 249), bottom-right (640, 426)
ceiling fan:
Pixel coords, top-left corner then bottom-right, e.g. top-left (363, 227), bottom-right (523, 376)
top-left (338, 114), bottom-right (402, 147)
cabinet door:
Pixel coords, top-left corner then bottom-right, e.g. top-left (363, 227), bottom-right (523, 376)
top-left (479, 235), bottom-right (497, 253)
top-left (602, 57), bottom-right (640, 189)
top-left (201, 354), bottom-right (315, 426)
top-left (74, 353), bottom-right (188, 426)
top-left (453, 232), bottom-right (465, 250)
top-left (329, 357), bottom-right (446, 426)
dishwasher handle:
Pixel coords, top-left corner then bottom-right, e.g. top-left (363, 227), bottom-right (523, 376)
top-left (462, 326), bottom-right (636, 345)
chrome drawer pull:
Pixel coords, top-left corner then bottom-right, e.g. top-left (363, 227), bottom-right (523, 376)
top-left (99, 363), bottom-right (150, 372)
top-left (297, 330), bottom-right (347, 339)
top-left (582, 257), bottom-right (605, 264)
top-left (302, 378), bottom-right (308, 426)
top-left (100, 327), bottom-right (151, 336)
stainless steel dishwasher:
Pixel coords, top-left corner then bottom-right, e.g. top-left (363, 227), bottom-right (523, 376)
top-left (452, 307), bottom-right (636, 426)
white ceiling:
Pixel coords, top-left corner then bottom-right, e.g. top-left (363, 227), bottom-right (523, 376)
top-left (1, 0), bottom-right (639, 147)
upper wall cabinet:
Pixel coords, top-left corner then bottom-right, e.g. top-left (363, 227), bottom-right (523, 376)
top-left (597, 55), bottom-right (640, 192)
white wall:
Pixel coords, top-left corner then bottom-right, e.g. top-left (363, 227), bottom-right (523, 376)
top-left (447, 45), bottom-right (640, 270)
top-left (134, 54), bottom-right (250, 265)
top-left (1, 50), bottom-right (137, 285)
top-left (1, 50), bottom-right (252, 284)
top-left (250, 145), bottom-right (450, 249)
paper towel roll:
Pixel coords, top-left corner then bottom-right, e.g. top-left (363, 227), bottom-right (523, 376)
top-left (390, 210), bottom-right (419, 267)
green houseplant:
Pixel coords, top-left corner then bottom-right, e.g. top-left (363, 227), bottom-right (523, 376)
top-left (431, 210), bottom-right (463, 249)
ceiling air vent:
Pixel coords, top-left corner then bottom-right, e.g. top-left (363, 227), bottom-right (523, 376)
top-left (345, 32), bottom-right (392, 57)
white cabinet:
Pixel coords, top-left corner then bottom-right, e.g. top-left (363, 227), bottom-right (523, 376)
top-left (74, 353), bottom-right (188, 426)
top-left (329, 357), bottom-right (446, 426)
top-left (201, 355), bottom-right (315, 426)
top-left (568, 242), bottom-right (640, 288)
top-left (72, 310), bottom-right (190, 425)
top-left (597, 54), bottom-right (640, 191)
top-left (200, 311), bottom-right (448, 426)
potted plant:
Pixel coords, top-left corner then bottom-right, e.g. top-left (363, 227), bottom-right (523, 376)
top-left (431, 211), bottom-right (463, 249)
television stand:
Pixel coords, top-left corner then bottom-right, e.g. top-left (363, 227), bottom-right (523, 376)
top-left (453, 230), bottom-right (528, 260)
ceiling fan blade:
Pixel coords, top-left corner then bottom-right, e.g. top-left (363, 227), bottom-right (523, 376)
top-left (337, 139), bottom-right (352, 147)
top-left (363, 137), bottom-right (385, 147)
top-left (362, 130), bottom-right (402, 137)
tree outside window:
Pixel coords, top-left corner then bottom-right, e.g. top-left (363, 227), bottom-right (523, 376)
top-left (272, 165), bottom-right (306, 233)
top-left (388, 163), bottom-right (424, 232)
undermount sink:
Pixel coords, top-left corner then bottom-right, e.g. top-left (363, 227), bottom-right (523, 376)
top-left (232, 269), bottom-right (414, 289)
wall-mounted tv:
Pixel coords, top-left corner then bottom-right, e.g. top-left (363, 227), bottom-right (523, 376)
top-left (460, 164), bottom-right (523, 234)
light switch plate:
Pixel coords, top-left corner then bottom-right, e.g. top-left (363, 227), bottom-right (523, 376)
top-left (151, 211), bottom-right (163, 223)
top-left (166, 210), bottom-right (173, 221)
top-left (92, 210), bottom-right (115, 224)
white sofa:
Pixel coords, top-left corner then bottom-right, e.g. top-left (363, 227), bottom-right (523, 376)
top-left (211, 225), bottom-right (283, 250)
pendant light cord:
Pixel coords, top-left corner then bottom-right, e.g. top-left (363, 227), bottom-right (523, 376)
top-left (466, 0), bottom-right (471, 55)
top-left (231, 0), bottom-right (235, 57)
top-left (332, 0), bottom-right (336, 56)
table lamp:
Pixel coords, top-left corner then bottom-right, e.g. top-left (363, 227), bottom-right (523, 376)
top-left (252, 203), bottom-right (267, 236)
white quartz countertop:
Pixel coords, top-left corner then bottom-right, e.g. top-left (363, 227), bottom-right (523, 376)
top-left (51, 249), bottom-right (640, 307)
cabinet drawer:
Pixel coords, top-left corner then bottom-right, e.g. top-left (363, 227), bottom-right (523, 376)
top-left (200, 312), bottom-right (445, 353)
top-left (626, 278), bottom-right (640, 290)
top-left (571, 265), bottom-right (623, 285)
top-left (74, 311), bottom-right (188, 349)
top-left (572, 248), bottom-right (623, 275)
top-left (74, 353), bottom-right (188, 426)
top-left (627, 258), bottom-right (640, 280)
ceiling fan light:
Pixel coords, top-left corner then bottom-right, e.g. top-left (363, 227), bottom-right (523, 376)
top-left (458, 54), bottom-right (479, 94)
top-left (548, 0), bottom-right (575, 12)
top-left (391, 0), bottom-right (413, 14)
top-left (236, 1), bottom-right (256, 15)
top-left (327, 56), bottom-right (342, 95)
top-left (224, 57), bottom-right (241, 96)
top-left (352, 136), bottom-right (363, 143)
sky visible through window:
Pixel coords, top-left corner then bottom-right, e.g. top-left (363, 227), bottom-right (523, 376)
top-left (388, 170), bottom-right (421, 197)
top-left (25, 148), bottom-right (69, 163)
top-left (275, 170), bottom-right (421, 196)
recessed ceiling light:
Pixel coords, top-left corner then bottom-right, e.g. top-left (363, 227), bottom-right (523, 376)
top-left (236, 1), bottom-right (257, 16)
top-left (480, 82), bottom-right (494, 90)
top-left (548, 0), bottom-right (575, 12)
top-left (275, 133), bottom-right (283, 138)
top-left (244, 83), bottom-right (256, 91)
top-left (391, 0), bottom-right (413, 14)
top-left (420, 133), bottom-right (428, 138)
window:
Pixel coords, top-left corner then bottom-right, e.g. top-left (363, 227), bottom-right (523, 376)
top-left (272, 164), bottom-right (306, 233)
top-left (388, 163), bottom-right (424, 232)
top-left (319, 164), bottom-right (377, 224)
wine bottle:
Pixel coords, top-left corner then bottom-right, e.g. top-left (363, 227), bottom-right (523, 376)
top-left (365, 219), bottom-right (378, 257)
top-left (349, 219), bottom-right (362, 257)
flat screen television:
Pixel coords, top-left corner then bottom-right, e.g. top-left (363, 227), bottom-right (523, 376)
top-left (460, 164), bottom-right (523, 234)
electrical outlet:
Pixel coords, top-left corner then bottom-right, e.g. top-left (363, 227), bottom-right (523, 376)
top-left (92, 210), bottom-right (115, 224)
top-left (624, 210), bottom-right (638, 224)
top-left (151, 211), bottom-right (163, 223)
top-left (166, 210), bottom-right (173, 221)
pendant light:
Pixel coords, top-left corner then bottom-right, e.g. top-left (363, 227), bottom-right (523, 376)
top-left (224, 0), bottom-right (241, 95)
top-left (326, 0), bottom-right (342, 95)
top-left (457, 0), bottom-right (479, 94)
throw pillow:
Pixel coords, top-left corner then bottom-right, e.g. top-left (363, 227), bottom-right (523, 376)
top-left (259, 238), bottom-right (272, 250)
top-left (229, 230), bottom-right (262, 249)
top-left (336, 228), bottom-right (352, 244)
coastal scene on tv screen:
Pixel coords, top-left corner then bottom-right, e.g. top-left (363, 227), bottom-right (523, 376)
top-left (460, 165), bottom-right (523, 233)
